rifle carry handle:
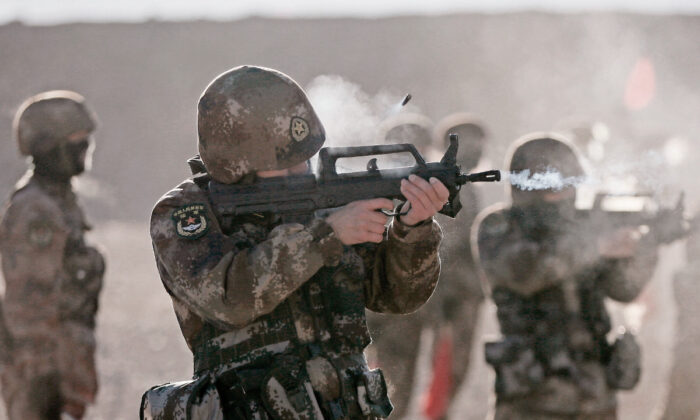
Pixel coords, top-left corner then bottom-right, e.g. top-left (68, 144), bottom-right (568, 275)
top-left (317, 143), bottom-right (425, 181)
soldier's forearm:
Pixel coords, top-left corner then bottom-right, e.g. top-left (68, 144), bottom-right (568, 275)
top-left (220, 219), bottom-right (343, 325)
top-left (366, 218), bottom-right (441, 314)
top-left (599, 245), bottom-right (658, 302)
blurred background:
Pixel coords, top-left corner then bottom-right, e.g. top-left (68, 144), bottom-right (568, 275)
top-left (0, 0), bottom-right (698, 419)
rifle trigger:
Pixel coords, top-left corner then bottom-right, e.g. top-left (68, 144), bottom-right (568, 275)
top-left (379, 203), bottom-right (410, 217)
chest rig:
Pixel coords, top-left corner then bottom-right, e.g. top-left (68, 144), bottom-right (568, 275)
top-left (188, 169), bottom-right (391, 419)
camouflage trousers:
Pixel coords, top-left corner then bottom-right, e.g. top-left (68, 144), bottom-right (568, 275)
top-left (1, 358), bottom-right (62, 420)
top-left (491, 402), bottom-right (616, 420)
top-left (1, 334), bottom-right (97, 420)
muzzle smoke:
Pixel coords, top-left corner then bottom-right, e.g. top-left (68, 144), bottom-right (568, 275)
top-left (508, 169), bottom-right (586, 191)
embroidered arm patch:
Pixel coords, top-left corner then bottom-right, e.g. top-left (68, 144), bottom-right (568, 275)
top-left (27, 220), bottom-right (55, 248)
top-left (172, 203), bottom-right (210, 239)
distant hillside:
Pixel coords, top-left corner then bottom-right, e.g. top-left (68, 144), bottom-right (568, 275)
top-left (0, 14), bottom-right (698, 220)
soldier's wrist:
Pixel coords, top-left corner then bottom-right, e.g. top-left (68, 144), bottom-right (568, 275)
top-left (390, 216), bottom-right (437, 244)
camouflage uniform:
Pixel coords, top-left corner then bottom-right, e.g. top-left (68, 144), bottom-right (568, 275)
top-left (368, 114), bottom-right (486, 420)
top-left (0, 91), bottom-right (104, 420)
top-left (142, 66), bottom-right (442, 420)
top-left (472, 134), bottom-right (657, 420)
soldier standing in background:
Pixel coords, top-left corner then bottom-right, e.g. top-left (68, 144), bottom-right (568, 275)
top-left (141, 65), bottom-right (450, 419)
top-left (553, 118), bottom-right (610, 164)
top-left (661, 212), bottom-right (700, 420)
top-left (421, 114), bottom-right (486, 420)
top-left (0, 91), bottom-right (105, 420)
top-left (366, 112), bottom-right (435, 420)
top-left (367, 113), bottom-right (487, 420)
top-left (472, 134), bottom-right (659, 420)
top-left (380, 113), bottom-right (434, 151)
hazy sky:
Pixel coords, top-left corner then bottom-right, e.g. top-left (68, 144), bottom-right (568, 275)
top-left (2, 0), bottom-right (699, 25)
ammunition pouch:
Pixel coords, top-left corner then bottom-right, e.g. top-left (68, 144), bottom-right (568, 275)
top-left (65, 246), bottom-right (105, 285)
top-left (215, 368), bottom-right (269, 419)
top-left (184, 305), bottom-right (392, 420)
top-left (355, 368), bottom-right (392, 418)
top-left (485, 338), bottom-right (544, 398)
top-left (605, 331), bottom-right (641, 390)
top-left (140, 375), bottom-right (224, 420)
top-left (261, 355), bottom-right (324, 420)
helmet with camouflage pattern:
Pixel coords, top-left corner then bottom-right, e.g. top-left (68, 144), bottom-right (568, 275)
top-left (14, 90), bottom-right (96, 157)
top-left (197, 65), bottom-right (325, 183)
top-left (378, 112), bottom-right (433, 155)
top-left (433, 112), bottom-right (486, 170)
top-left (505, 133), bottom-right (584, 203)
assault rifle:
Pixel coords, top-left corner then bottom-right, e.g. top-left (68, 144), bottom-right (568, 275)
top-left (575, 192), bottom-right (695, 245)
top-left (208, 134), bottom-right (500, 225)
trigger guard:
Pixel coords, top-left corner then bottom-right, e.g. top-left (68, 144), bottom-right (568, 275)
top-left (380, 202), bottom-right (410, 217)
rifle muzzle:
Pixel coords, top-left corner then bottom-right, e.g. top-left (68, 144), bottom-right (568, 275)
top-left (459, 170), bottom-right (501, 184)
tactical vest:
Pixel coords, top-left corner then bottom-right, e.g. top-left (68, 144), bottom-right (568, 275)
top-left (183, 170), bottom-right (391, 419)
top-left (191, 258), bottom-right (373, 376)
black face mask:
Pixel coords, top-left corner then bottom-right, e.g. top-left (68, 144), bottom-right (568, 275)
top-left (514, 199), bottom-right (577, 240)
top-left (33, 138), bottom-right (91, 181)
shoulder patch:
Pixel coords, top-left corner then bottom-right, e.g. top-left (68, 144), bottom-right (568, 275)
top-left (172, 203), bottom-right (210, 239)
top-left (27, 220), bottom-right (55, 248)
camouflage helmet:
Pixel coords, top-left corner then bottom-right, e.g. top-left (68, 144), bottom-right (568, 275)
top-left (378, 112), bottom-right (433, 155)
top-left (433, 113), bottom-right (486, 170)
top-left (14, 90), bottom-right (96, 156)
top-left (506, 132), bottom-right (584, 200)
top-left (197, 65), bottom-right (325, 183)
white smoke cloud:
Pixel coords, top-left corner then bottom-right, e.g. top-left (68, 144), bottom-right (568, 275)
top-left (509, 148), bottom-right (679, 198)
top-left (508, 168), bottom-right (587, 191)
top-left (305, 75), bottom-right (418, 172)
top-left (305, 74), bottom-right (403, 147)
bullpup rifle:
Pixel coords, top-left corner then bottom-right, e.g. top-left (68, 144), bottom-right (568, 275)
top-left (208, 134), bottom-right (500, 226)
top-left (575, 192), bottom-right (695, 245)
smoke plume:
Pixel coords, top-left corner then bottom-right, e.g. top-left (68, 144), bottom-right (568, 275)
top-left (305, 75), bottom-right (419, 172)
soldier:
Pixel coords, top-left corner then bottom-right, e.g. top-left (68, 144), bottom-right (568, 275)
top-left (553, 117), bottom-right (610, 164)
top-left (141, 65), bottom-right (449, 419)
top-left (368, 113), bottom-right (487, 420)
top-left (378, 112), bottom-right (436, 161)
top-left (366, 112), bottom-right (435, 419)
top-left (0, 91), bottom-right (105, 420)
top-left (472, 134), bottom-right (659, 420)
top-left (422, 114), bottom-right (487, 420)
top-left (661, 212), bottom-right (700, 420)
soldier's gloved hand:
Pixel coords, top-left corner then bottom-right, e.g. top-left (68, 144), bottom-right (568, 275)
top-left (326, 198), bottom-right (393, 245)
top-left (399, 175), bottom-right (450, 226)
top-left (598, 226), bottom-right (643, 259)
